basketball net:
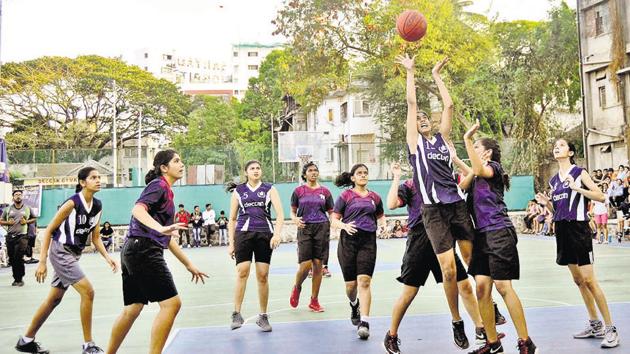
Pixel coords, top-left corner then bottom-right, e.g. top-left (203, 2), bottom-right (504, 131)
top-left (298, 154), bottom-right (312, 166)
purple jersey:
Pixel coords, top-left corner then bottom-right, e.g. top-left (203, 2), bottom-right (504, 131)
top-left (333, 189), bottom-right (384, 233)
top-left (52, 193), bottom-right (103, 252)
top-left (470, 161), bottom-right (513, 232)
top-left (127, 177), bottom-right (174, 248)
top-left (397, 179), bottom-right (423, 229)
top-left (235, 182), bottom-right (274, 232)
top-left (550, 166), bottom-right (589, 222)
top-left (411, 133), bottom-right (465, 205)
top-left (291, 185), bottom-right (334, 224)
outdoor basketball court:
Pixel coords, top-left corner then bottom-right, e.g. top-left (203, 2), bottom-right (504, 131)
top-left (1, 235), bottom-right (628, 353)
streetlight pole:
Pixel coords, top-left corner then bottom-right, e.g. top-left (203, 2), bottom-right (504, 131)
top-left (111, 80), bottom-right (118, 187)
top-left (137, 108), bottom-right (142, 186)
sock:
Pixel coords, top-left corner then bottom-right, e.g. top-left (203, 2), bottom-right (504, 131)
top-left (260, 313), bottom-right (267, 317)
top-left (21, 336), bottom-right (34, 343)
top-left (350, 298), bottom-right (358, 306)
top-left (82, 342), bottom-right (93, 349)
top-left (362, 315), bottom-right (370, 322)
top-left (590, 319), bottom-right (603, 327)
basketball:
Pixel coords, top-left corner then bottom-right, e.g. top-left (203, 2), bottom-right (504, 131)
top-left (396, 10), bottom-right (427, 42)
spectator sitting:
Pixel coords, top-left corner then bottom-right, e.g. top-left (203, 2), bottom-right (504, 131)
top-left (523, 200), bottom-right (538, 234)
top-left (392, 219), bottom-right (407, 238)
top-left (100, 221), bottom-right (114, 252)
top-left (608, 179), bottom-right (625, 208)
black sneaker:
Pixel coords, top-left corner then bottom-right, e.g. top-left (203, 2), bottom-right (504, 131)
top-left (453, 320), bottom-right (470, 349)
top-left (468, 340), bottom-right (504, 354)
top-left (383, 331), bottom-right (401, 354)
top-left (494, 303), bottom-right (506, 326)
top-left (15, 337), bottom-right (49, 354)
top-left (230, 311), bottom-right (244, 330)
top-left (350, 300), bottom-right (361, 326)
top-left (357, 321), bottom-right (370, 340)
top-left (517, 337), bottom-right (538, 354)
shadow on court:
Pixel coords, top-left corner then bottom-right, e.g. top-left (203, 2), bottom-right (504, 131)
top-left (165, 302), bottom-right (628, 353)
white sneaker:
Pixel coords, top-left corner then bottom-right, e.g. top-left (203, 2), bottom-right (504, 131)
top-left (601, 326), bottom-right (620, 348)
top-left (573, 320), bottom-right (604, 339)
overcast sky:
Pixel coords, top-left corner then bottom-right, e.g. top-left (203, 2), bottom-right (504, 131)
top-left (0, 0), bottom-right (576, 63)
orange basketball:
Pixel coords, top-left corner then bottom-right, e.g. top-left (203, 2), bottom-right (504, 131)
top-left (396, 10), bottom-right (428, 42)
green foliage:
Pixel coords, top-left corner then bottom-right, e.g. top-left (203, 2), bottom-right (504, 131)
top-left (0, 55), bottom-right (191, 150)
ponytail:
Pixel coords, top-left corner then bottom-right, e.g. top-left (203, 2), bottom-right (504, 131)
top-left (226, 159), bottom-right (262, 192)
top-left (334, 164), bottom-right (368, 188)
top-left (145, 149), bottom-right (178, 184)
top-left (76, 167), bottom-right (97, 193)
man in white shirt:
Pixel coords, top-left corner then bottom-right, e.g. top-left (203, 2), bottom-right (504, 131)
top-left (202, 203), bottom-right (216, 246)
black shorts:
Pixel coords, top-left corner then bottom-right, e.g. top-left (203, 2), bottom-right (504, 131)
top-left (337, 229), bottom-right (377, 282)
top-left (297, 222), bottom-right (330, 263)
top-left (422, 200), bottom-right (475, 254)
top-left (235, 231), bottom-right (273, 265)
top-left (121, 237), bottom-right (178, 305)
top-left (27, 237), bottom-right (36, 248)
top-left (468, 227), bottom-right (520, 280)
top-left (555, 221), bottom-right (594, 266)
top-left (397, 225), bottom-right (468, 287)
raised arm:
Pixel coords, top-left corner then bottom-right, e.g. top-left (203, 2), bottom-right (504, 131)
top-left (396, 54), bottom-right (419, 154)
top-left (463, 119), bottom-right (494, 179)
top-left (387, 162), bottom-right (404, 210)
top-left (433, 57), bottom-right (453, 140)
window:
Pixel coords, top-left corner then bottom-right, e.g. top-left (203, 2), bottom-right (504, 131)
top-left (162, 54), bottom-right (173, 61)
top-left (353, 99), bottom-right (371, 116)
top-left (595, 11), bottom-right (604, 36)
top-left (326, 147), bottom-right (334, 162)
top-left (144, 66), bottom-right (148, 71)
top-left (340, 102), bottom-right (348, 122)
top-left (352, 134), bottom-right (376, 163)
top-left (247, 51), bottom-right (258, 57)
top-left (598, 86), bottom-right (606, 108)
top-left (248, 65), bottom-right (259, 70)
top-left (233, 51), bottom-right (238, 57)
top-left (328, 108), bottom-right (334, 122)
top-left (144, 52), bottom-right (148, 58)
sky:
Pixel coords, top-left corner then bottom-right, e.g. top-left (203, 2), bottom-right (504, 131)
top-left (0, 0), bottom-right (577, 63)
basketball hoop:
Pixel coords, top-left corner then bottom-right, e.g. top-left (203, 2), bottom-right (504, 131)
top-left (298, 154), bottom-right (312, 166)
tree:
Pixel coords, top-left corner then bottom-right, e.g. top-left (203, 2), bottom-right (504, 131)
top-left (0, 55), bottom-right (191, 150)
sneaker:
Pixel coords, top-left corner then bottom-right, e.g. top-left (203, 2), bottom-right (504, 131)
top-left (517, 337), bottom-right (538, 354)
top-left (468, 340), bottom-right (504, 354)
top-left (453, 320), bottom-right (470, 349)
top-left (573, 320), bottom-right (604, 338)
top-left (476, 328), bottom-right (506, 346)
top-left (256, 313), bottom-right (272, 332)
top-left (15, 337), bottom-right (49, 353)
top-left (308, 297), bottom-right (324, 312)
top-left (600, 325), bottom-right (620, 348)
top-left (350, 300), bottom-right (361, 326)
top-left (12, 281), bottom-right (19, 286)
top-left (26, 258), bottom-right (39, 264)
top-left (82, 342), bottom-right (104, 354)
top-left (323, 267), bottom-right (331, 278)
top-left (290, 285), bottom-right (301, 308)
top-left (383, 331), bottom-right (401, 354)
top-left (230, 311), bottom-right (244, 330)
top-left (494, 303), bottom-right (507, 326)
top-left (357, 321), bottom-right (370, 340)
top-left (16, 281), bottom-right (24, 287)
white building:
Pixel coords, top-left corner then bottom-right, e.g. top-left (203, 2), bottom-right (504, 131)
top-left (293, 89), bottom-right (389, 180)
top-left (578, 0), bottom-right (630, 170)
top-left (230, 43), bottom-right (283, 99)
top-left (127, 43), bottom-right (283, 100)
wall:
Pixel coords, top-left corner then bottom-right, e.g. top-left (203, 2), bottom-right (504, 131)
top-left (37, 176), bottom-right (535, 227)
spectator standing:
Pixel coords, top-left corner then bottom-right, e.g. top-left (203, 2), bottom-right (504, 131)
top-left (202, 204), bottom-right (216, 246)
top-left (217, 211), bottom-right (228, 246)
top-left (191, 206), bottom-right (204, 248)
top-left (175, 204), bottom-right (191, 247)
top-left (0, 190), bottom-right (37, 286)
top-left (24, 219), bottom-right (39, 264)
top-left (607, 179), bottom-right (624, 208)
top-left (591, 185), bottom-right (610, 244)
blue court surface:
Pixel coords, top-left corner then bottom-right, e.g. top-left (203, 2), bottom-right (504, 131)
top-left (165, 303), bottom-right (629, 354)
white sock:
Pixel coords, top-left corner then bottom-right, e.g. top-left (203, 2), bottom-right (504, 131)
top-left (363, 315), bottom-right (370, 322)
top-left (83, 342), bottom-right (93, 349)
top-left (21, 336), bottom-right (34, 343)
top-left (350, 298), bottom-right (358, 306)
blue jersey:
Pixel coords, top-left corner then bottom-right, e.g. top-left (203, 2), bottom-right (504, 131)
top-left (550, 166), bottom-right (588, 222)
top-left (411, 133), bottom-right (466, 205)
top-left (52, 193), bottom-right (102, 252)
top-left (235, 182), bottom-right (274, 232)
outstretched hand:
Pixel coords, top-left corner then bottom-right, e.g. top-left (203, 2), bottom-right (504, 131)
top-left (464, 119), bottom-right (481, 140)
top-left (432, 57), bottom-right (450, 77)
top-left (395, 53), bottom-right (416, 71)
top-left (390, 162), bottom-right (403, 178)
